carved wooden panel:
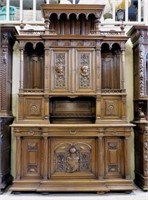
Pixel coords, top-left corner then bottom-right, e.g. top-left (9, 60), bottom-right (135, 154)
top-left (50, 48), bottom-right (71, 93)
top-left (22, 138), bottom-right (43, 178)
top-left (24, 43), bottom-right (44, 90)
top-left (50, 48), bottom-right (96, 94)
top-left (101, 96), bottom-right (122, 119)
top-left (24, 96), bottom-right (44, 120)
top-left (50, 138), bottom-right (96, 178)
top-left (101, 52), bottom-right (120, 89)
top-left (104, 137), bottom-right (124, 178)
top-left (75, 48), bottom-right (96, 93)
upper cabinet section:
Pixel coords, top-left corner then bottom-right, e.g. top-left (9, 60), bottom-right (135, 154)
top-left (41, 4), bottom-right (105, 35)
top-left (128, 25), bottom-right (148, 99)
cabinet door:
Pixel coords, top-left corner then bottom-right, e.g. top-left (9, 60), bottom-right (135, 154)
top-left (104, 137), bottom-right (124, 178)
top-left (50, 138), bottom-right (96, 179)
top-left (21, 137), bottom-right (43, 179)
top-left (50, 48), bottom-right (71, 93)
top-left (50, 48), bottom-right (96, 94)
top-left (75, 48), bottom-right (96, 93)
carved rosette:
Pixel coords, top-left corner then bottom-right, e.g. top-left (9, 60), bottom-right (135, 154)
top-left (55, 143), bottom-right (91, 173)
top-left (79, 54), bottom-right (90, 88)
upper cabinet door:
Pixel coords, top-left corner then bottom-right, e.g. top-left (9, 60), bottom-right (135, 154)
top-left (50, 48), bottom-right (72, 93)
top-left (50, 48), bottom-right (96, 94)
top-left (74, 48), bottom-right (96, 94)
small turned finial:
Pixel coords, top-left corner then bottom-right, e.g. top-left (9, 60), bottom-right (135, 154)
top-left (20, 20), bottom-right (25, 29)
top-left (138, 107), bottom-right (146, 121)
top-left (44, 19), bottom-right (50, 30)
top-left (120, 22), bottom-right (125, 32)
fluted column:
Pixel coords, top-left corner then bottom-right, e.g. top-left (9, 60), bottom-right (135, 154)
top-left (95, 43), bottom-right (101, 123)
top-left (19, 42), bottom-right (24, 92)
top-left (121, 48), bottom-right (126, 90)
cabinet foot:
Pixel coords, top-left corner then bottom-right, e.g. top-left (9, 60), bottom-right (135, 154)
top-left (97, 191), bottom-right (106, 195)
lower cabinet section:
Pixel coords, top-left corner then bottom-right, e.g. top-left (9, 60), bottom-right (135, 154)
top-left (0, 116), bottom-right (14, 194)
top-left (134, 122), bottom-right (148, 191)
top-left (10, 124), bottom-right (134, 193)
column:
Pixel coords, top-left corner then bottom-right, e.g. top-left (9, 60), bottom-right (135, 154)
top-left (121, 48), bottom-right (125, 90)
top-left (16, 135), bottom-right (21, 180)
top-left (19, 43), bottom-right (24, 92)
top-left (43, 136), bottom-right (48, 179)
top-left (98, 136), bottom-right (104, 179)
top-left (124, 136), bottom-right (131, 179)
top-left (95, 45), bottom-right (101, 123)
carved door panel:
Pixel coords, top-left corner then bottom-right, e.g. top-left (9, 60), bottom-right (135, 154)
top-left (75, 48), bottom-right (96, 93)
top-left (50, 48), bottom-right (96, 94)
top-left (50, 138), bottom-right (96, 178)
top-left (50, 48), bottom-right (71, 93)
top-left (104, 137), bottom-right (124, 178)
top-left (21, 137), bottom-right (43, 179)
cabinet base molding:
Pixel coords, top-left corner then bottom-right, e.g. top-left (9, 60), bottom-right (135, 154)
top-left (135, 172), bottom-right (148, 191)
top-left (10, 179), bottom-right (134, 193)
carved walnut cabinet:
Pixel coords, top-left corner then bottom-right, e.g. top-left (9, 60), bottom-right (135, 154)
top-left (128, 26), bottom-right (148, 190)
top-left (0, 26), bottom-right (16, 193)
top-left (11, 4), bottom-right (134, 193)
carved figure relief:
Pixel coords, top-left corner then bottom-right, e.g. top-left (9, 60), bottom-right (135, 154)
top-left (54, 143), bottom-right (91, 173)
top-left (55, 53), bottom-right (66, 88)
top-left (67, 146), bottom-right (79, 172)
top-left (79, 54), bottom-right (90, 88)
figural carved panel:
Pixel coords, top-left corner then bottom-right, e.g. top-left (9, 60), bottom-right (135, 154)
top-left (50, 138), bottom-right (96, 178)
top-left (51, 49), bottom-right (71, 92)
top-left (75, 49), bottom-right (95, 93)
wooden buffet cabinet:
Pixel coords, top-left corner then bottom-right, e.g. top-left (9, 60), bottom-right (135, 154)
top-left (11, 4), bottom-right (134, 193)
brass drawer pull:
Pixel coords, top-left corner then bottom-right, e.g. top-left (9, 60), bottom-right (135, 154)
top-left (69, 129), bottom-right (77, 135)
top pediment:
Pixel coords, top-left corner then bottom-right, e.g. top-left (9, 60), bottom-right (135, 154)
top-left (41, 4), bottom-right (105, 20)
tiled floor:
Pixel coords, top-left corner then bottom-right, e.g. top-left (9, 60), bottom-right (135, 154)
top-left (1, 185), bottom-right (148, 200)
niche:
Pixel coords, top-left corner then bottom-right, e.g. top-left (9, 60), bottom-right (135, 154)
top-left (49, 96), bottom-right (96, 124)
top-left (24, 42), bottom-right (44, 90)
top-left (101, 43), bottom-right (121, 90)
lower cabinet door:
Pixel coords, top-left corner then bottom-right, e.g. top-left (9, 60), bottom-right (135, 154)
top-left (104, 137), bottom-right (124, 178)
top-left (21, 137), bottom-right (43, 179)
top-left (50, 138), bottom-right (97, 179)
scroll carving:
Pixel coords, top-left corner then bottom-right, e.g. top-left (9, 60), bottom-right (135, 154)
top-left (27, 165), bottom-right (38, 173)
top-left (108, 142), bottom-right (117, 150)
top-left (108, 165), bottom-right (118, 172)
